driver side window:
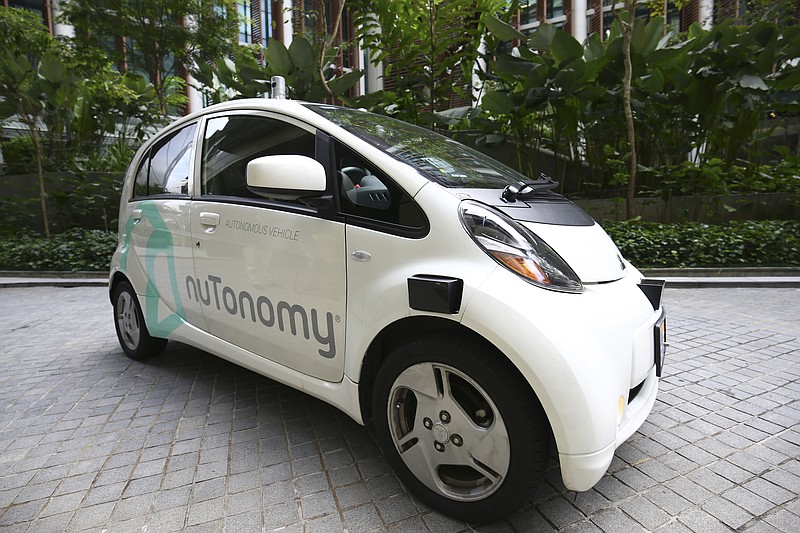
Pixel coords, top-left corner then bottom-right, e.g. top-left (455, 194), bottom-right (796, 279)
top-left (335, 141), bottom-right (426, 233)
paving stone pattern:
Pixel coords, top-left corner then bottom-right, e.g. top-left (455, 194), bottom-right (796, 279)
top-left (0, 286), bottom-right (798, 532)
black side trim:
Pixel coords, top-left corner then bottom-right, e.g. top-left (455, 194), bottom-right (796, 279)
top-left (407, 275), bottom-right (464, 314)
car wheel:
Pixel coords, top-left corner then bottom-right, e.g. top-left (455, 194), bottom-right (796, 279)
top-left (372, 334), bottom-right (549, 522)
top-left (113, 281), bottom-right (167, 360)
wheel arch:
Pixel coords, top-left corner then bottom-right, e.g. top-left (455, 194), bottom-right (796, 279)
top-left (356, 316), bottom-right (552, 438)
top-left (109, 271), bottom-right (130, 303)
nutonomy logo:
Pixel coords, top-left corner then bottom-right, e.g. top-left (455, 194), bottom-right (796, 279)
top-left (185, 275), bottom-right (337, 359)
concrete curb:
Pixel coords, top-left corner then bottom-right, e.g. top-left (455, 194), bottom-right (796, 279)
top-left (0, 271), bottom-right (107, 289)
top-left (639, 268), bottom-right (800, 288)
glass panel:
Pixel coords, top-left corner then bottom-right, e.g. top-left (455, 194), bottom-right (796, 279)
top-left (238, 1), bottom-right (253, 43)
top-left (260, 0), bottom-right (272, 48)
top-left (201, 115), bottom-right (315, 197)
top-left (8, 0), bottom-right (44, 19)
top-left (134, 157), bottom-right (150, 198)
top-left (548, 0), bottom-right (564, 19)
top-left (520, 0), bottom-right (538, 25)
top-left (149, 124), bottom-right (196, 195)
top-left (306, 105), bottom-right (529, 189)
top-left (335, 141), bottom-right (426, 228)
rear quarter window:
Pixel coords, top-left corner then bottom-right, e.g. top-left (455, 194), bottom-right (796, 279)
top-left (132, 123), bottom-right (196, 198)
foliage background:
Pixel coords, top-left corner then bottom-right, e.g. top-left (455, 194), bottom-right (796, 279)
top-left (1, 2), bottom-right (799, 270)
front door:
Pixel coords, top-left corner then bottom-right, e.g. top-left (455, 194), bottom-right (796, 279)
top-left (189, 112), bottom-right (347, 382)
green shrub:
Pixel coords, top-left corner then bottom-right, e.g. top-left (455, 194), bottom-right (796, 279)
top-left (603, 220), bottom-right (800, 268)
top-left (1, 221), bottom-right (798, 272)
top-left (0, 229), bottom-right (117, 271)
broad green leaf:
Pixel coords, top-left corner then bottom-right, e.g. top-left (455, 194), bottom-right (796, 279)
top-left (489, 58), bottom-right (540, 79)
top-left (584, 33), bottom-right (604, 63)
top-left (772, 67), bottom-right (800, 91)
top-left (739, 74), bottom-right (768, 91)
top-left (550, 30), bottom-right (583, 66)
top-left (266, 39), bottom-right (292, 76)
top-left (288, 37), bottom-right (316, 72)
top-left (529, 24), bottom-right (557, 56)
top-left (553, 60), bottom-right (586, 93)
top-left (485, 15), bottom-right (525, 42)
top-left (633, 18), bottom-right (663, 57)
top-left (481, 91), bottom-right (514, 115)
top-left (222, 56), bottom-right (237, 75)
top-left (38, 53), bottom-right (65, 83)
top-left (327, 69), bottom-right (364, 96)
top-left (638, 68), bottom-right (665, 93)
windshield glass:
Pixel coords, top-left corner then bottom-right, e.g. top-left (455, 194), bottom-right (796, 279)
top-left (305, 104), bottom-right (527, 189)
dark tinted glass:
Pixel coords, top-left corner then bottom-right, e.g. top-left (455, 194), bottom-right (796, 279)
top-left (201, 115), bottom-right (315, 197)
top-left (306, 105), bottom-right (528, 189)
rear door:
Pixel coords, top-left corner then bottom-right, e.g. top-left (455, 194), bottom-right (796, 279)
top-left (189, 111), bottom-right (347, 382)
top-left (123, 122), bottom-right (205, 336)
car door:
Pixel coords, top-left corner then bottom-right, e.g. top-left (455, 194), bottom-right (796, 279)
top-left (124, 122), bottom-right (206, 336)
top-left (331, 139), bottom-right (430, 372)
top-left (189, 111), bottom-right (347, 382)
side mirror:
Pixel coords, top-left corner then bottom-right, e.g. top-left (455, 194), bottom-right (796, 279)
top-left (246, 155), bottom-right (326, 200)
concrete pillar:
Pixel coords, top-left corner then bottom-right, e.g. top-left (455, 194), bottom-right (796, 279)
top-left (572, 0), bottom-right (588, 43)
top-left (50, 0), bottom-right (74, 38)
top-left (186, 72), bottom-right (203, 114)
top-left (699, 0), bottom-right (713, 29)
top-left (283, 0), bottom-right (293, 46)
top-left (361, 13), bottom-right (383, 94)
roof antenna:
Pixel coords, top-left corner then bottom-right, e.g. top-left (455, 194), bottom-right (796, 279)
top-left (270, 76), bottom-right (286, 99)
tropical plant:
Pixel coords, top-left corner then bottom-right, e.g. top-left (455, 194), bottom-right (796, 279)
top-left (1, 8), bottom-right (69, 237)
top-left (470, 12), bottom-right (800, 206)
top-left (192, 37), bottom-right (363, 104)
top-left (351, 0), bottom-right (505, 122)
top-left (61, 0), bottom-right (239, 117)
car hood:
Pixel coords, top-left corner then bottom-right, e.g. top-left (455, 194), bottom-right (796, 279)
top-left (452, 189), bottom-right (628, 283)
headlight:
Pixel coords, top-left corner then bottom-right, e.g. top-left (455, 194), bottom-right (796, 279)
top-left (459, 200), bottom-right (583, 293)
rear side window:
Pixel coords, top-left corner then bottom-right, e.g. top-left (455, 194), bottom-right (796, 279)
top-left (201, 115), bottom-right (316, 198)
top-left (133, 123), bottom-right (196, 197)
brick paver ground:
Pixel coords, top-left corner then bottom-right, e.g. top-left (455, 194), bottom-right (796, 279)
top-left (0, 286), bottom-right (798, 532)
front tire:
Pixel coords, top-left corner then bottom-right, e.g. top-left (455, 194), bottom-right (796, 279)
top-left (372, 334), bottom-right (549, 522)
top-left (113, 281), bottom-right (167, 360)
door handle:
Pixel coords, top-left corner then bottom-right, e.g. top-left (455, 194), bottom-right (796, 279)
top-left (199, 212), bottom-right (220, 226)
top-left (131, 209), bottom-right (142, 223)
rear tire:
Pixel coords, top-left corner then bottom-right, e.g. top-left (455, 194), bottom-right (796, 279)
top-left (372, 334), bottom-right (549, 522)
top-left (113, 281), bottom-right (166, 360)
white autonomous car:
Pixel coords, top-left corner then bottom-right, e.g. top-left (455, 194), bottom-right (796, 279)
top-left (110, 94), bottom-right (666, 522)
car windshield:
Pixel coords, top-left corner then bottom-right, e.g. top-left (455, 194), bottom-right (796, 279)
top-left (305, 104), bottom-right (527, 189)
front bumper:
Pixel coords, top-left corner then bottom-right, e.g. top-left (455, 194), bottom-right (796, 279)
top-left (461, 267), bottom-right (665, 491)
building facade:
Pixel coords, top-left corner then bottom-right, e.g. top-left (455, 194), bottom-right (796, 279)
top-left (514, 0), bottom-right (715, 42)
top-left (3, 0), bottom-right (796, 114)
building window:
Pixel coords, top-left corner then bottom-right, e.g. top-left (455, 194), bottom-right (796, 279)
top-left (232, 0), bottom-right (272, 72)
top-left (519, 0), bottom-right (569, 35)
top-left (4, 0), bottom-right (51, 31)
top-left (237, 1), bottom-right (272, 47)
top-left (590, 1), bottom-right (686, 40)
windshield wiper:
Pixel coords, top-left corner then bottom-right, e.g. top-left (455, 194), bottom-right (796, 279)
top-left (501, 175), bottom-right (559, 202)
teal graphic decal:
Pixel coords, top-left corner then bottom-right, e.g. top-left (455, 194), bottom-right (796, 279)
top-left (120, 201), bottom-right (186, 337)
